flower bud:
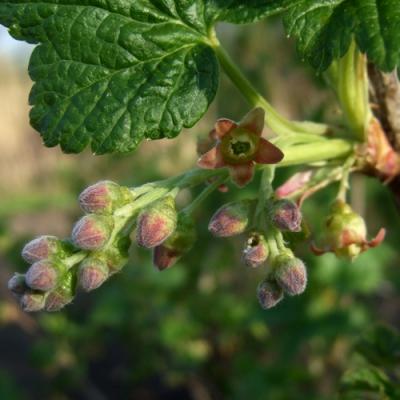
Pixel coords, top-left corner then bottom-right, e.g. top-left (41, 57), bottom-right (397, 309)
top-left (153, 213), bottom-right (196, 270)
top-left (44, 272), bottom-right (76, 312)
top-left (208, 201), bottom-right (250, 237)
top-left (20, 292), bottom-right (45, 312)
top-left (72, 214), bottom-right (113, 250)
top-left (136, 196), bottom-right (177, 248)
top-left (25, 260), bottom-right (60, 292)
top-left (105, 236), bottom-right (131, 275)
top-left (22, 235), bottom-right (63, 264)
top-left (78, 257), bottom-right (109, 292)
top-left (242, 233), bottom-right (269, 268)
top-left (312, 201), bottom-right (385, 260)
top-left (79, 180), bottom-right (130, 215)
top-left (8, 273), bottom-right (28, 296)
top-left (257, 278), bottom-right (284, 309)
top-left (270, 199), bottom-right (302, 232)
top-left (273, 254), bottom-right (307, 296)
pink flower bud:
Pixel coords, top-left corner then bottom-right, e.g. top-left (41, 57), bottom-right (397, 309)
top-left (270, 199), bottom-right (302, 232)
top-left (79, 180), bottom-right (129, 215)
top-left (152, 213), bottom-right (196, 271)
top-left (44, 271), bottom-right (75, 312)
top-left (208, 201), bottom-right (250, 237)
top-left (274, 254), bottom-right (307, 296)
top-left (275, 171), bottom-right (313, 198)
top-left (78, 258), bottom-right (109, 292)
top-left (20, 292), bottom-right (45, 312)
top-left (25, 260), bottom-right (59, 292)
top-left (257, 279), bottom-right (284, 309)
top-left (21, 235), bottom-right (62, 264)
top-left (72, 214), bottom-right (113, 250)
top-left (136, 196), bottom-right (177, 248)
top-left (8, 273), bottom-right (27, 296)
top-left (243, 233), bottom-right (269, 268)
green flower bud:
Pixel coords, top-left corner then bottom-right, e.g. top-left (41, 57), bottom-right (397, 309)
top-left (208, 201), bottom-right (250, 237)
top-left (257, 278), bottom-right (284, 309)
top-left (22, 235), bottom-right (64, 264)
top-left (72, 214), bottom-right (114, 250)
top-left (136, 196), bottom-right (177, 248)
top-left (153, 213), bottom-right (196, 271)
top-left (79, 180), bottom-right (131, 215)
top-left (8, 273), bottom-right (28, 296)
top-left (105, 236), bottom-right (131, 275)
top-left (20, 292), bottom-right (45, 312)
top-left (45, 271), bottom-right (76, 312)
top-left (78, 257), bottom-right (109, 292)
top-left (25, 260), bottom-right (60, 292)
top-left (242, 232), bottom-right (269, 268)
top-left (274, 253), bottom-right (307, 296)
top-left (312, 201), bottom-right (385, 260)
top-left (270, 199), bottom-right (302, 232)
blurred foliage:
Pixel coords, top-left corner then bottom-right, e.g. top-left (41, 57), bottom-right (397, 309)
top-left (0, 20), bottom-right (400, 400)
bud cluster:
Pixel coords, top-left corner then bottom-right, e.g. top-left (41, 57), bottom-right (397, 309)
top-left (207, 196), bottom-right (307, 309)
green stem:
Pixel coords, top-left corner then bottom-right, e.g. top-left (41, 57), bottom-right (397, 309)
top-left (182, 177), bottom-right (226, 215)
top-left (209, 35), bottom-right (328, 136)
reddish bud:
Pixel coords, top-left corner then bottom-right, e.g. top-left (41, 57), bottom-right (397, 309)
top-left (20, 292), bottom-right (45, 312)
top-left (72, 214), bottom-right (113, 250)
top-left (270, 199), bottom-right (302, 232)
top-left (208, 201), bottom-right (250, 237)
top-left (78, 258), bottom-right (109, 292)
top-left (136, 196), bottom-right (177, 248)
top-left (243, 233), bottom-right (269, 268)
top-left (275, 171), bottom-right (313, 198)
top-left (22, 235), bottom-right (63, 264)
top-left (257, 279), bottom-right (284, 309)
top-left (45, 271), bottom-right (76, 312)
top-left (153, 213), bottom-right (196, 271)
top-left (79, 180), bottom-right (129, 215)
top-left (8, 273), bottom-right (28, 296)
top-left (274, 254), bottom-right (307, 296)
top-left (25, 260), bottom-right (59, 292)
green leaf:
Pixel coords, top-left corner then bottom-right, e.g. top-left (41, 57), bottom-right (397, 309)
top-left (283, 0), bottom-right (400, 72)
top-left (0, 1), bottom-right (280, 154)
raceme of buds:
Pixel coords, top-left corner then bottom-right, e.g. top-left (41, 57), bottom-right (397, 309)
top-left (311, 201), bottom-right (385, 260)
top-left (45, 271), bottom-right (76, 312)
top-left (198, 108), bottom-right (284, 187)
top-left (78, 257), bottom-right (109, 292)
top-left (209, 201), bottom-right (251, 237)
top-left (242, 232), bottom-right (269, 268)
top-left (20, 292), bottom-right (46, 312)
top-left (72, 214), bottom-right (114, 250)
top-left (25, 260), bottom-right (61, 292)
top-left (273, 253), bottom-right (307, 296)
top-left (153, 213), bottom-right (196, 270)
top-left (22, 235), bottom-right (64, 264)
top-left (79, 180), bottom-right (131, 215)
top-left (257, 278), bottom-right (284, 309)
top-left (270, 199), bottom-right (302, 232)
top-left (136, 196), bottom-right (177, 248)
top-left (8, 273), bottom-right (28, 296)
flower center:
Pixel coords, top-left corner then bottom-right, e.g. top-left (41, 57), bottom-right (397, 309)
top-left (220, 128), bottom-right (259, 164)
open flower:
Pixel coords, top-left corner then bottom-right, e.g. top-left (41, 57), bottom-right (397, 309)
top-left (197, 108), bottom-right (284, 187)
top-left (311, 201), bottom-right (385, 260)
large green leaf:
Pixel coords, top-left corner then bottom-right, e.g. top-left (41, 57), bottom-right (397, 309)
top-left (0, 0), bottom-right (281, 154)
top-left (283, 0), bottom-right (400, 72)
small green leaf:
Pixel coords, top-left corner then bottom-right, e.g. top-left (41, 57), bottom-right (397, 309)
top-left (0, 0), bottom-right (281, 154)
top-left (283, 0), bottom-right (400, 72)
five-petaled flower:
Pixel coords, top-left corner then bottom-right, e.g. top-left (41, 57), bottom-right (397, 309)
top-left (197, 108), bottom-right (284, 187)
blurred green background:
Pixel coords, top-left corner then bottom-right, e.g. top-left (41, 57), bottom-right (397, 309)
top-left (0, 20), bottom-right (400, 400)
